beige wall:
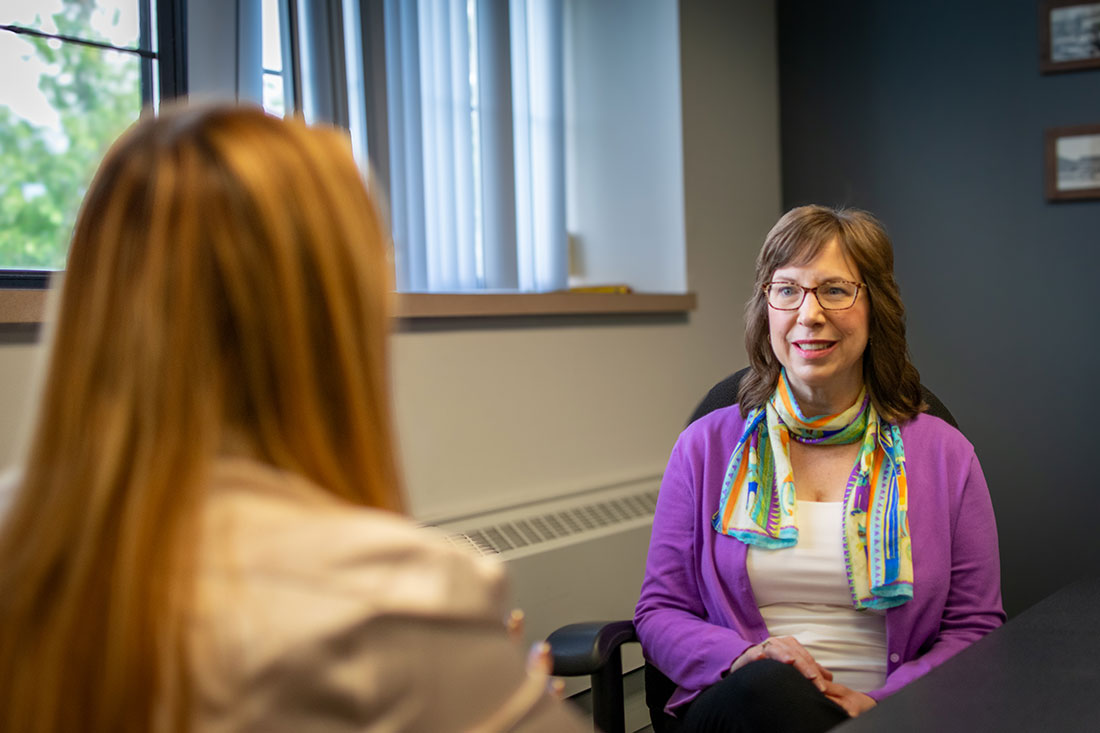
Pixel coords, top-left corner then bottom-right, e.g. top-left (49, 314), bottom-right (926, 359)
top-left (0, 1), bottom-right (780, 523)
top-left (0, 342), bottom-right (40, 466)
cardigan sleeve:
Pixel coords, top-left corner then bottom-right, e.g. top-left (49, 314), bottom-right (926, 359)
top-left (634, 437), bottom-right (756, 699)
top-left (868, 451), bottom-right (1005, 700)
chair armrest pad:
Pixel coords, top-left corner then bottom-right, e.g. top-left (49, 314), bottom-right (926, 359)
top-left (546, 619), bottom-right (638, 676)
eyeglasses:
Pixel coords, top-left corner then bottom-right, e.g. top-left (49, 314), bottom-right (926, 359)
top-left (764, 280), bottom-right (864, 311)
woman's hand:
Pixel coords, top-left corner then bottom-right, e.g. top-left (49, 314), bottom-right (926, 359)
top-left (821, 681), bottom-right (876, 717)
top-left (729, 636), bottom-right (833, 692)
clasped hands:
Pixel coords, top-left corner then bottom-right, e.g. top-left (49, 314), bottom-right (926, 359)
top-left (731, 636), bottom-right (876, 717)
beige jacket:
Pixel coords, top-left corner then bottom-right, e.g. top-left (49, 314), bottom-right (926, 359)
top-left (189, 459), bottom-right (585, 732)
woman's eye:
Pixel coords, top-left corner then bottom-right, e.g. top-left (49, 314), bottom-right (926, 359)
top-left (824, 282), bottom-right (853, 296)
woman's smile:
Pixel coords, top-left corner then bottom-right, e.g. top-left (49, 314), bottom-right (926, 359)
top-left (791, 339), bottom-right (838, 357)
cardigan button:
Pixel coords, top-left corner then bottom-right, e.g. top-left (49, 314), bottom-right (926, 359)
top-left (889, 653), bottom-right (900, 663)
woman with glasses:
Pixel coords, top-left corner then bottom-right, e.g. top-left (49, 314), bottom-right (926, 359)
top-left (0, 105), bottom-right (585, 733)
top-left (635, 206), bottom-right (1004, 732)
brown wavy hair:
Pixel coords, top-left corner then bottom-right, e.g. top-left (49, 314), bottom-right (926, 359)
top-left (738, 205), bottom-right (923, 423)
top-left (0, 104), bottom-right (404, 731)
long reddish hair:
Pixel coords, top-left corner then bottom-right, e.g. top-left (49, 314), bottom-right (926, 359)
top-left (0, 104), bottom-right (404, 731)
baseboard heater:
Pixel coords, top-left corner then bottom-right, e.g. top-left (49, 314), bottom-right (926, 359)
top-left (428, 475), bottom-right (659, 696)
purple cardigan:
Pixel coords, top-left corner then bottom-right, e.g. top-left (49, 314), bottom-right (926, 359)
top-left (634, 406), bottom-right (1005, 713)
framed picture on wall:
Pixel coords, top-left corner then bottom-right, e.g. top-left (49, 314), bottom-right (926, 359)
top-left (1040, 1), bottom-right (1100, 72)
top-left (1045, 124), bottom-right (1100, 200)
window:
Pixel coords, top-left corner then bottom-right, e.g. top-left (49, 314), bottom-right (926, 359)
top-left (380, 0), bottom-right (567, 293)
top-left (278, 0), bottom-right (685, 298)
top-left (0, 0), bottom-right (180, 279)
top-left (270, 0), bottom-right (568, 294)
top-left (1, 0), bottom-right (687, 306)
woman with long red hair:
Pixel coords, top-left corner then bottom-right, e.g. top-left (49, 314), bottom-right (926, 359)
top-left (0, 104), bottom-right (582, 733)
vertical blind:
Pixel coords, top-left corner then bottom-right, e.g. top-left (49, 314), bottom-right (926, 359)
top-left (382, 0), bottom-right (566, 293)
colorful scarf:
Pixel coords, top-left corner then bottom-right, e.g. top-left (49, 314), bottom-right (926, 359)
top-left (712, 371), bottom-right (913, 610)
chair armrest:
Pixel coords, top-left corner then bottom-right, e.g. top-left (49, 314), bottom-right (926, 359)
top-left (546, 619), bottom-right (638, 676)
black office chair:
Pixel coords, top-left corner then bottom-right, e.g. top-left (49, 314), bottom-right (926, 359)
top-left (547, 367), bottom-right (958, 733)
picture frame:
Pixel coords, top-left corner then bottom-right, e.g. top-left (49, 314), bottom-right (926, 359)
top-left (1040, 1), bottom-right (1100, 72)
top-left (1045, 124), bottom-right (1100, 201)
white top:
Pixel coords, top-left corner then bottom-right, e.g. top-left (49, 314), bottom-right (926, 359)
top-left (745, 501), bottom-right (887, 692)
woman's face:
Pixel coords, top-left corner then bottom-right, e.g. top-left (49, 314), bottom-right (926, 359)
top-left (767, 238), bottom-right (870, 415)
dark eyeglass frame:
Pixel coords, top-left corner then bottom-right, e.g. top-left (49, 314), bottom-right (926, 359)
top-left (763, 280), bottom-right (866, 311)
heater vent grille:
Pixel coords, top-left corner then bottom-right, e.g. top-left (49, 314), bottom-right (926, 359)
top-left (442, 487), bottom-right (659, 557)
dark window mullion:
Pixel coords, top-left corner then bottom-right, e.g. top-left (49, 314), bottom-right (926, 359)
top-left (156, 0), bottom-right (186, 100)
top-left (282, 0), bottom-right (303, 115)
top-left (138, 0), bottom-right (154, 106)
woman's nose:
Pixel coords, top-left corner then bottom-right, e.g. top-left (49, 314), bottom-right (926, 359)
top-left (797, 290), bottom-right (826, 325)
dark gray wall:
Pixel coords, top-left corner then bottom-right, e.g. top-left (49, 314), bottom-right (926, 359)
top-left (779, 0), bottom-right (1100, 617)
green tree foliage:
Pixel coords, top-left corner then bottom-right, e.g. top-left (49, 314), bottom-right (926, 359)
top-left (0, 0), bottom-right (141, 269)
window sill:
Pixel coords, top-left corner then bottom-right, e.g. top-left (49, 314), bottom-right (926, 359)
top-left (0, 289), bottom-right (696, 326)
top-left (395, 292), bottom-right (696, 318)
